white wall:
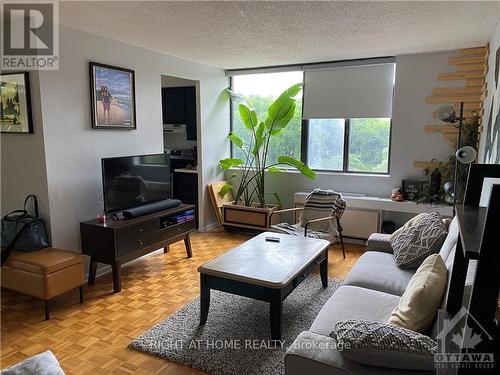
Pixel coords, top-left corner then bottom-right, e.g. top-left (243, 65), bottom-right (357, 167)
top-left (37, 26), bottom-right (229, 251)
top-left (261, 51), bottom-right (461, 208)
top-left (0, 71), bottom-right (52, 235)
top-left (478, 19), bottom-right (500, 163)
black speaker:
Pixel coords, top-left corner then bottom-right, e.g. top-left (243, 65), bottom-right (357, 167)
top-left (122, 199), bottom-right (182, 218)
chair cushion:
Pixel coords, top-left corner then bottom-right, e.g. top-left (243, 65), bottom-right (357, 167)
top-left (270, 223), bottom-right (335, 243)
top-left (330, 320), bottom-right (437, 370)
top-left (344, 251), bottom-right (415, 296)
top-left (309, 285), bottom-right (400, 336)
top-left (390, 212), bottom-right (448, 269)
top-left (3, 248), bottom-right (84, 275)
top-left (388, 254), bottom-right (448, 333)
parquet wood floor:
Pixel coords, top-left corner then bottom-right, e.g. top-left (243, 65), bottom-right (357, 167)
top-left (1, 231), bottom-right (364, 374)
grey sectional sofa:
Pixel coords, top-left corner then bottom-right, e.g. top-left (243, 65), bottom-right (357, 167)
top-left (285, 217), bottom-right (460, 374)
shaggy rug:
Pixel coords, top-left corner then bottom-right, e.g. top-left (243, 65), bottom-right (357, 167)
top-left (129, 275), bottom-right (342, 375)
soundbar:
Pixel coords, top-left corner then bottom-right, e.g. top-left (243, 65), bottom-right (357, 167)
top-left (122, 199), bottom-right (182, 219)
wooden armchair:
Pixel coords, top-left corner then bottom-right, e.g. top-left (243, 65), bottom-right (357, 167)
top-left (269, 190), bottom-right (346, 259)
top-left (207, 181), bottom-right (233, 232)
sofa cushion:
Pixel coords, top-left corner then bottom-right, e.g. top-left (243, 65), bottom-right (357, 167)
top-left (388, 254), bottom-right (448, 333)
top-left (390, 212), bottom-right (448, 269)
top-left (309, 285), bottom-right (400, 336)
top-left (438, 217), bottom-right (458, 262)
top-left (286, 331), bottom-right (431, 375)
top-left (344, 251), bottom-right (414, 296)
top-left (0, 350), bottom-right (65, 375)
top-left (330, 320), bottom-right (437, 370)
top-left (390, 213), bottom-right (428, 240)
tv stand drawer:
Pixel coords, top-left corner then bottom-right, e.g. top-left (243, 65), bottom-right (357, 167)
top-left (116, 220), bottom-right (194, 257)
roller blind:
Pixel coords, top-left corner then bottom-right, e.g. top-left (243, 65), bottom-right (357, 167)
top-left (303, 63), bottom-right (395, 119)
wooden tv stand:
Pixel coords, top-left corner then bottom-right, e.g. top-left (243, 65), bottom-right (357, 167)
top-left (80, 204), bottom-right (195, 293)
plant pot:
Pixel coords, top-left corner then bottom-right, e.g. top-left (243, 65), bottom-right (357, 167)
top-left (222, 202), bottom-right (278, 230)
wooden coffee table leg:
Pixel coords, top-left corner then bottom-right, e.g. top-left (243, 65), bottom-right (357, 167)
top-left (320, 250), bottom-right (328, 288)
top-left (184, 233), bottom-right (193, 258)
top-left (200, 274), bottom-right (210, 325)
top-left (270, 293), bottom-right (283, 341)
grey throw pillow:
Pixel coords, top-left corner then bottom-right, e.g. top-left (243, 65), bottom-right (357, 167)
top-left (330, 320), bottom-right (437, 370)
top-left (390, 211), bottom-right (447, 269)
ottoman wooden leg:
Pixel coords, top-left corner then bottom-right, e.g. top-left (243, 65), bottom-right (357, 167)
top-left (79, 285), bottom-right (84, 304)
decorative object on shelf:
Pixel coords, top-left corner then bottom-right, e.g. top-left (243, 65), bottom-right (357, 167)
top-left (443, 181), bottom-right (454, 205)
top-left (436, 103), bottom-right (478, 215)
top-left (0, 72), bottom-right (33, 133)
top-left (401, 180), bottom-right (422, 201)
top-left (391, 188), bottom-right (404, 202)
top-left (89, 62), bottom-right (136, 129)
top-left (218, 84), bottom-right (315, 229)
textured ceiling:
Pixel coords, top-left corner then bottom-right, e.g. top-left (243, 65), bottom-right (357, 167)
top-left (60, 1), bottom-right (500, 69)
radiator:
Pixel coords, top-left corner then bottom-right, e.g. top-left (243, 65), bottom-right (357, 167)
top-left (341, 209), bottom-right (379, 239)
top-left (294, 203), bottom-right (379, 240)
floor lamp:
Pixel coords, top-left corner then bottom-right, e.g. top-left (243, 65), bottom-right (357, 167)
top-left (436, 103), bottom-right (477, 216)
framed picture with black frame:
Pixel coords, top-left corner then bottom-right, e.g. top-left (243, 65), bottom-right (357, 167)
top-left (89, 62), bottom-right (136, 130)
top-left (0, 72), bottom-right (33, 134)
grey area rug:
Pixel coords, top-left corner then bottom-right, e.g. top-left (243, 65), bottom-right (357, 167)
top-left (129, 275), bottom-right (342, 375)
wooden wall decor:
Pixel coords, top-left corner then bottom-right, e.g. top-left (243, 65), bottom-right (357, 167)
top-left (414, 45), bottom-right (489, 169)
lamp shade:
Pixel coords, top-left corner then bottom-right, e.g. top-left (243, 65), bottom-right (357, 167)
top-left (456, 146), bottom-right (477, 164)
top-left (437, 104), bottom-right (457, 123)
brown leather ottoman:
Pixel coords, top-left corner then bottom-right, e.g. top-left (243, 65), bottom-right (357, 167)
top-left (1, 247), bottom-right (84, 320)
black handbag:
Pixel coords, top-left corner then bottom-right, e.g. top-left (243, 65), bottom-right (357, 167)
top-left (1, 195), bottom-right (49, 265)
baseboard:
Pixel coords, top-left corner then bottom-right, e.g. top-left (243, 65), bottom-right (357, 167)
top-left (198, 221), bottom-right (219, 233)
top-left (84, 247), bottom-right (166, 282)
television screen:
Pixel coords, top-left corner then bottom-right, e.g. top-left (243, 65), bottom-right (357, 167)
top-left (102, 153), bottom-right (170, 214)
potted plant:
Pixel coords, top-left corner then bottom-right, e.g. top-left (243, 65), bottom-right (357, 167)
top-left (218, 83), bottom-right (316, 230)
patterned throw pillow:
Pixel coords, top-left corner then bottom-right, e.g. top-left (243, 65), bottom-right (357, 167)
top-left (330, 320), bottom-right (437, 370)
top-left (390, 211), bottom-right (447, 269)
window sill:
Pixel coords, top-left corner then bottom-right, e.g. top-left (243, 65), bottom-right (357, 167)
top-left (227, 167), bottom-right (391, 178)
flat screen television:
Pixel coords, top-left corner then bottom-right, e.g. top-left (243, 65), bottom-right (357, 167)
top-left (102, 153), bottom-right (171, 214)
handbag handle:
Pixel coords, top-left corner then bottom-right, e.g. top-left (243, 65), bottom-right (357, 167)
top-left (24, 195), bottom-right (39, 217)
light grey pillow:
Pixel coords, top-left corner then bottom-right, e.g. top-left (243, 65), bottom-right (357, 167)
top-left (390, 211), bottom-right (447, 269)
top-left (330, 320), bottom-right (437, 370)
top-left (1, 350), bottom-right (65, 375)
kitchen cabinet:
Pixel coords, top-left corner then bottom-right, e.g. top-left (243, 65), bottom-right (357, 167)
top-left (162, 86), bottom-right (197, 141)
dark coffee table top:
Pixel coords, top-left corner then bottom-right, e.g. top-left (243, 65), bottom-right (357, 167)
top-left (198, 232), bottom-right (329, 288)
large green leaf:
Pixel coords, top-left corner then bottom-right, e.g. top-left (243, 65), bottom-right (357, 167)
top-left (277, 156), bottom-right (316, 179)
top-left (267, 166), bottom-right (283, 174)
top-left (219, 183), bottom-right (233, 199)
top-left (251, 122), bottom-right (266, 155)
top-left (219, 158), bottom-right (244, 170)
top-left (239, 103), bottom-right (258, 129)
top-left (227, 132), bottom-right (244, 149)
top-left (264, 83), bottom-right (302, 131)
top-left (226, 88), bottom-right (247, 104)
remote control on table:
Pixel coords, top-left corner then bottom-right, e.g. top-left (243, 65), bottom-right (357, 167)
top-left (265, 236), bottom-right (280, 242)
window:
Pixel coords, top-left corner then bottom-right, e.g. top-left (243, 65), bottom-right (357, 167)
top-left (348, 118), bottom-right (391, 173)
top-left (229, 61), bottom-right (394, 174)
top-left (305, 118), bottom-right (391, 174)
top-left (230, 71), bottom-right (303, 165)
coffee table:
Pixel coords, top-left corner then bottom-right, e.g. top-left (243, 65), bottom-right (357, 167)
top-left (198, 232), bottom-right (330, 340)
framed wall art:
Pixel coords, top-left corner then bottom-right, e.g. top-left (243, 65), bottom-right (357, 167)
top-left (89, 62), bottom-right (136, 129)
top-left (0, 72), bottom-right (33, 134)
